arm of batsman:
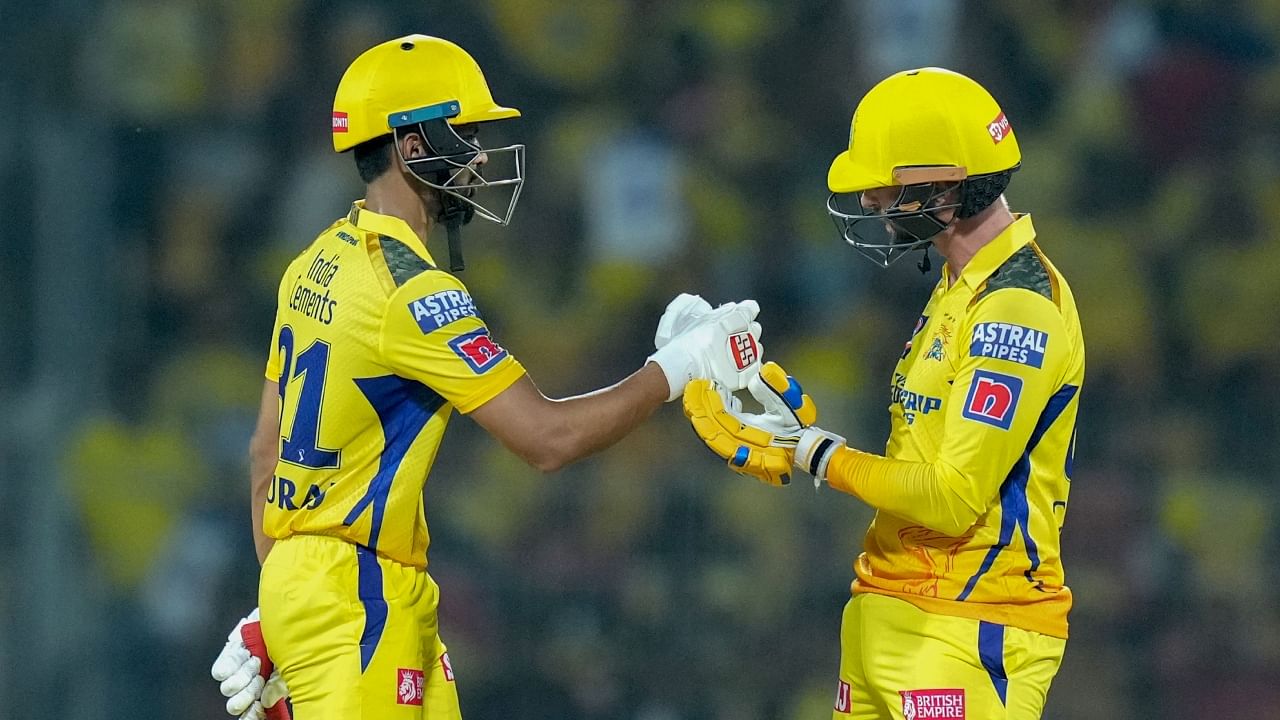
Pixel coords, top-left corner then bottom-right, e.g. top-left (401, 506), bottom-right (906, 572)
top-left (211, 607), bottom-right (292, 720)
top-left (648, 297), bottom-right (763, 401)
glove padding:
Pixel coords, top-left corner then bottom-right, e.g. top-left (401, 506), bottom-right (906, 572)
top-left (747, 362), bottom-right (845, 487)
top-left (211, 608), bottom-right (292, 720)
top-left (654, 293), bottom-right (760, 349)
top-left (683, 361), bottom-right (817, 486)
top-left (649, 295), bottom-right (763, 401)
top-left (237, 672), bottom-right (290, 720)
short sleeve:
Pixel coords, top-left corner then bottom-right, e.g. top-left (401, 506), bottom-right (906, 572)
top-left (380, 270), bottom-right (526, 413)
top-left (264, 272), bottom-right (291, 381)
top-left (935, 288), bottom-right (1072, 512)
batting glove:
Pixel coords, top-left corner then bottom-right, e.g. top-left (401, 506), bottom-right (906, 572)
top-left (795, 426), bottom-right (847, 487)
top-left (751, 362), bottom-right (846, 487)
top-left (211, 608), bottom-right (292, 720)
top-left (654, 293), bottom-right (760, 349)
top-left (648, 297), bottom-right (763, 401)
top-left (683, 362), bottom-right (817, 486)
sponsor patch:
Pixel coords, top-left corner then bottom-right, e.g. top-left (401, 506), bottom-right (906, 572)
top-left (440, 652), bottom-right (455, 682)
top-left (969, 322), bottom-right (1047, 368)
top-left (891, 372), bottom-right (943, 421)
top-left (332, 111), bottom-right (349, 133)
top-left (901, 689), bottom-right (965, 719)
top-left (834, 679), bottom-right (852, 714)
top-left (396, 668), bottom-right (424, 706)
top-left (409, 289), bottom-right (479, 334)
top-left (448, 329), bottom-right (508, 373)
top-left (729, 331), bottom-right (759, 370)
top-left (962, 370), bottom-right (1023, 430)
top-left (987, 111), bottom-right (1011, 144)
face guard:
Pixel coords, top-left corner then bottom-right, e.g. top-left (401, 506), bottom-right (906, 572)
top-left (389, 100), bottom-right (525, 270)
top-left (826, 167), bottom-right (964, 269)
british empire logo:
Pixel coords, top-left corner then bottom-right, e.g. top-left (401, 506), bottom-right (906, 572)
top-left (396, 668), bottom-right (424, 706)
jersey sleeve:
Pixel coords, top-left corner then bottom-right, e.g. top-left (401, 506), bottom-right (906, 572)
top-left (931, 287), bottom-right (1071, 513)
top-left (380, 270), bottom-right (526, 413)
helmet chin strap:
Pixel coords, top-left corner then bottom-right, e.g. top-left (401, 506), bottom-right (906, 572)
top-left (917, 246), bottom-right (932, 274)
top-left (437, 192), bottom-right (474, 272)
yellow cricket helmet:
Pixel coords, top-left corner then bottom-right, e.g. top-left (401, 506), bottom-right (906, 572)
top-left (826, 68), bottom-right (1021, 269)
top-left (331, 34), bottom-right (520, 152)
top-left (332, 35), bottom-right (526, 272)
top-left (828, 67), bottom-right (1019, 193)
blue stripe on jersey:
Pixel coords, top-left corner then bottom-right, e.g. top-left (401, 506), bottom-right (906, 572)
top-left (957, 384), bottom-right (1078, 601)
top-left (1065, 424), bottom-right (1078, 479)
top-left (356, 545), bottom-right (387, 672)
top-left (978, 621), bottom-right (1008, 705)
top-left (344, 376), bottom-right (446, 550)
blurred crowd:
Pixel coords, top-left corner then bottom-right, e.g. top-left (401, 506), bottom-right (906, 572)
top-left (3, 1), bottom-right (1280, 718)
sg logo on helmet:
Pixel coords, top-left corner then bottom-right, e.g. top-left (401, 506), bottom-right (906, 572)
top-left (729, 332), bottom-right (759, 371)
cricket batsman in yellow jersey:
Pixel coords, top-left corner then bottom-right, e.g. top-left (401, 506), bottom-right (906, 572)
top-left (684, 68), bottom-right (1084, 719)
top-left (208, 35), bottom-right (769, 720)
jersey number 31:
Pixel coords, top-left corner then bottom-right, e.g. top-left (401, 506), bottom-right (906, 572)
top-left (277, 326), bottom-right (341, 469)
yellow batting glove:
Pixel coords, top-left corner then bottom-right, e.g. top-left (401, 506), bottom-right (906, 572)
top-left (748, 361), bottom-right (818, 429)
top-left (683, 362), bottom-right (819, 487)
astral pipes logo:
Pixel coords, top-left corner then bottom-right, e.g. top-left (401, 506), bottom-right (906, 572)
top-left (332, 111), bottom-right (349, 133)
top-left (987, 112), bottom-right (1011, 144)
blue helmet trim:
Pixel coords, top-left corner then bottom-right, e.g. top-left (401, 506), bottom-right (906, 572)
top-left (389, 100), bottom-right (461, 128)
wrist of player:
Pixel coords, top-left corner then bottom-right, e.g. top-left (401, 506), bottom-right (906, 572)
top-left (795, 426), bottom-right (846, 486)
top-left (647, 343), bottom-right (698, 402)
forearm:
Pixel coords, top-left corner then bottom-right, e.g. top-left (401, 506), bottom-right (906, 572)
top-left (249, 434), bottom-right (277, 565)
top-left (825, 447), bottom-right (981, 536)
top-left (536, 363), bottom-right (669, 471)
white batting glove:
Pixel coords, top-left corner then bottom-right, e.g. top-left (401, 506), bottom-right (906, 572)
top-left (237, 670), bottom-right (291, 720)
top-left (648, 299), bottom-right (763, 401)
top-left (654, 293), bottom-right (761, 349)
top-left (795, 426), bottom-right (847, 486)
top-left (211, 608), bottom-right (292, 719)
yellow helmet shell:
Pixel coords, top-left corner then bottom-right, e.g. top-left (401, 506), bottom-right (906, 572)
top-left (332, 35), bottom-right (520, 152)
top-left (827, 68), bottom-right (1020, 193)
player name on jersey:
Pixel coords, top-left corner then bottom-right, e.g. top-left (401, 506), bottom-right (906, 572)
top-left (969, 321), bottom-right (1047, 368)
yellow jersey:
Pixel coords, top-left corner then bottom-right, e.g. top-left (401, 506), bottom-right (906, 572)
top-left (262, 201), bottom-right (525, 567)
top-left (831, 215), bottom-right (1084, 638)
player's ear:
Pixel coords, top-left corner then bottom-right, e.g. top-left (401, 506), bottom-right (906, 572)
top-left (397, 131), bottom-right (427, 161)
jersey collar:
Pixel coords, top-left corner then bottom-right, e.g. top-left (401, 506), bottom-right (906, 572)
top-left (346, 201), bottom-right (438, 266)
top-left (951, 213), bottom-right (1036, 291)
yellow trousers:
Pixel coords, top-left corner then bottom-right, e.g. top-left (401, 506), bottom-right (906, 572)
top-left (832, 593), bottom-right (1065, 719)
top-left (260, 534), bottom-right (461, 719)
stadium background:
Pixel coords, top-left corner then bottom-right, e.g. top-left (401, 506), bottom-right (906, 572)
top-left (2, 1), bottom-right (1278, 718)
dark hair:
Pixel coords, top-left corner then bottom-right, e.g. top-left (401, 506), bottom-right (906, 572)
top-left (353, 134), bottom-right (395, 183)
